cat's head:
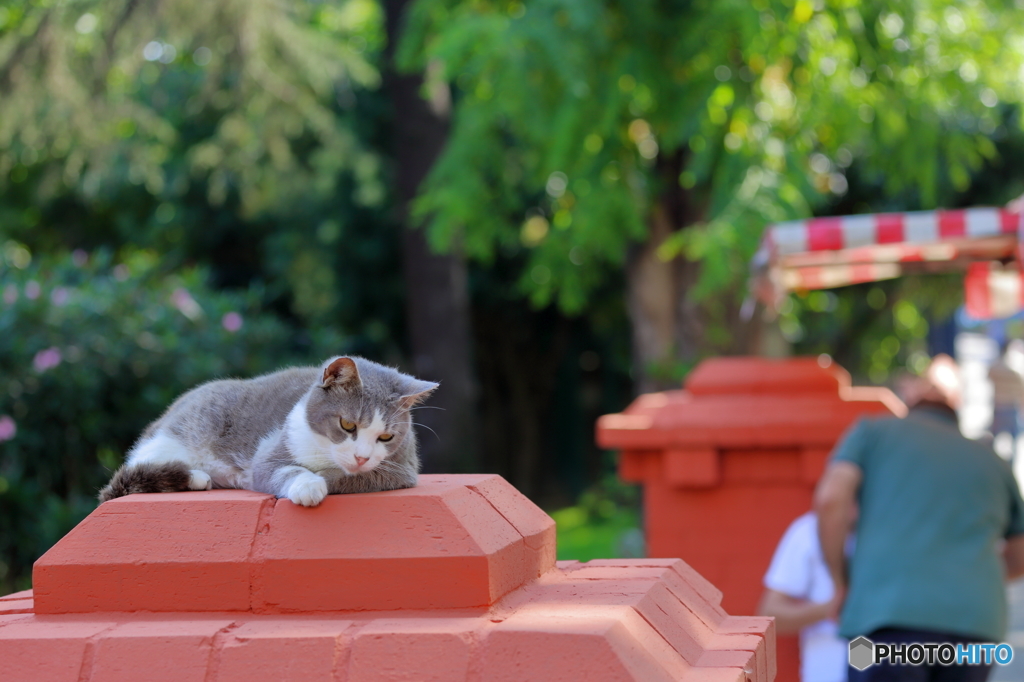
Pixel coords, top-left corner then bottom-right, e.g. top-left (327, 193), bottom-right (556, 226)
top-left (302, 356), bottom-right (437, 474)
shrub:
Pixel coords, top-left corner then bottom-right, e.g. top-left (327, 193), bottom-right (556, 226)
top-left (549, 474), bottom-right (643, 562)
top-left (0, 245), bottom-right (337, 592)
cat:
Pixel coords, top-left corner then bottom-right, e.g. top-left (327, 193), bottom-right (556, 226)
top-left (98, 356), bottom-right (438, 507)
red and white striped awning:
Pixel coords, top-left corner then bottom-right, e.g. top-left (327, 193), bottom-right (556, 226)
top-left (753, 207), bottom-right (1024, 318)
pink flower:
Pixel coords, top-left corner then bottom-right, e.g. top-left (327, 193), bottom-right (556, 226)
top-left (0, 415), bottom-right (15, 442)
top-left (50, 287), bottom-right (69, 306)
top-left (33, 347), bottom-right (62, 372)
top-left (72, 250), bottom-right (88, 267)
top-left (24, 281), bottom-right (40, 300)
top-left (113, 264), bottom-right (129, 281)
top-left (2, 285), bottom-right (16, 305)
top-left (221, 311), bottom-right (243, 332)
top-left (171, 288), bottom-right (202, 320)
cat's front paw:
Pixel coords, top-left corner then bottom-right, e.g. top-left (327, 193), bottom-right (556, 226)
top-left (188, 470), bottom-right (213, 491)
top-left (286, 471), bottom-right (328, 507)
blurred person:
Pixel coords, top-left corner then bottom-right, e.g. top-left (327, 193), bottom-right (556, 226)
top-left (816, 355), bottom-right (1024, 682)
top-left (988, 339), bottom-right (1024, 462)
top-left (758, 511), bottom-right (849, 682)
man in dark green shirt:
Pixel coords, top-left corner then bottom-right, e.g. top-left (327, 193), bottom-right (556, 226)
top-left (815, 355), bottom-right (1024, 681)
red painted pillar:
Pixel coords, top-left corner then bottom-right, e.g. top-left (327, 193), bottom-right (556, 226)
top-left (597, 357), bottom-right (904, 682)
top-left (0, 474), bottom-right (775, 681)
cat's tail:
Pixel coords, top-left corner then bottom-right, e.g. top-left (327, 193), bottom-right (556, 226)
top-left (98, 461), bottom-right (193, 502)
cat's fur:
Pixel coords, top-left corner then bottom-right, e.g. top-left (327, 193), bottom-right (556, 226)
top-left (99, 356), bottom-right (437, 507)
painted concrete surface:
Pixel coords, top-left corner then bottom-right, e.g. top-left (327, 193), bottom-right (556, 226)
top-left (0, 475), bottom-right (775, 682)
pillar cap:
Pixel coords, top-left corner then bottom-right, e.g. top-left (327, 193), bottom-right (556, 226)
top-left (596, 356), bottom-right (903, 450)
top-left (33, 474), bottom-right (556, 614)
top-left (7, 476), bottom-right (776, 680)
top-left (685, 356), bottom-right (846, 396)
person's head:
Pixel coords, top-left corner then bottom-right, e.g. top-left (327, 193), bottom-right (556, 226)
top-left (899, 354), bottom-right (961, 410)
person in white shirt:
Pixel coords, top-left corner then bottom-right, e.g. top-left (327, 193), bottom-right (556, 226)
top-left (758, 512), bottom-right (847, 682)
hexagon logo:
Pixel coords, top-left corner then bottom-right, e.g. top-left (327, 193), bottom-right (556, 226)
top-left (849, 636), bottom-right (875, 671)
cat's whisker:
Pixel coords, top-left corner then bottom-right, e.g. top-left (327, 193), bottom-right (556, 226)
top-left (411, 421), bottom-right (441, 442)
top-left (384, 402), bottom-right (410, 422)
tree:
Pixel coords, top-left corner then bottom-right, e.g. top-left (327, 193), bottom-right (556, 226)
top-left (397, 0), bottom-right (1024, 391)
top-left (0, 0), bottom-right (405, 347)
top-left (383, 0), bottom-right (480, 473)
top-left (0, 0), bottom-right (385, 215)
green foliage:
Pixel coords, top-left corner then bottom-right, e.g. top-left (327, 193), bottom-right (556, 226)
top-left (0, 0), bottom-right (410, 593)
top-left (549, 474), bottom-right (643, 561)
top-left (0, 0), bottom-right (403, 355)
top-left (399, 0), bottom-right (1024, 311)
top-left (6, 0), bottom-right (1024, 594)
top-left (785, 119), bottom-right (1024, 384)
top-left (783, 274), bottom-right (962, 382)
top-left (0, 245), bottom-right (337, 592)
top-left (0, 0), bottom-right (383, 218)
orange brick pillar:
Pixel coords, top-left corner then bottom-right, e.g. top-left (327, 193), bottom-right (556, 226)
top-left (596, 357), bottom-right (904, 682)
top-left (0, 474), bottom-right (776, 681)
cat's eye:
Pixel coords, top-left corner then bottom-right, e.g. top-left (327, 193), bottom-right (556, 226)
top-left (340, 418), bottom-right (356, 433)
top-left (378, 433), bottom-right (393, 442)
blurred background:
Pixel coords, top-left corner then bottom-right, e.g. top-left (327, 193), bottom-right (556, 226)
top-left (3, 0), bottom-right (1024, 594)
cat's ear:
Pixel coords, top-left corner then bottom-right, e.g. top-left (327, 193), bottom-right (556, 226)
top-left (321, 357), bottom-right (361, 390)
top-left (396, 378), bottom-right (439, 409)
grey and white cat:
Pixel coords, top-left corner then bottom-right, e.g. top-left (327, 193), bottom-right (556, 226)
top-left (99, 356), bottom-right (438, 507)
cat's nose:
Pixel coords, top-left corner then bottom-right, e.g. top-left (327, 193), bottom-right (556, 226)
top-left (355, 456), bottom-right (369, 467)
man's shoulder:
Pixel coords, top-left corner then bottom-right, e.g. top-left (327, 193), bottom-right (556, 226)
top-left (844, 413), bottom-right (900, 439)
top-left (861, 413), bottom-right (901, 427)
top-left (884, 408), bottom-right (1003, 465)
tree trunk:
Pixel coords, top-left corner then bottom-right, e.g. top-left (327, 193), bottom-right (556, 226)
top-left (626, 153), bottom-right (705, 393)
top-left (626, 153), bottom-right (771, 394)
top-left (626, 204), bottom-right (681, 394)
top-left (383, 0), bottom-right (479, 472)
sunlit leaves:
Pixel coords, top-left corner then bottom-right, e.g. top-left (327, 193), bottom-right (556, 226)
top-left (0, 0), bottom-right (382, 218)
top-left (399, 0), bottom-right (1024, 314)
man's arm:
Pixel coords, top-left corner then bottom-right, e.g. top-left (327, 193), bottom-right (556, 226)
top-left (756, 589), bottom-right (835, 634)
top-left (1005, 535), bottom-right (1024, 580)
top-left (814, 461), bottom-right (862, 598)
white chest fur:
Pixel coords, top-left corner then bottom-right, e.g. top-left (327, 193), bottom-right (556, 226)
top-left (285, 397), bottom-right (337, 471)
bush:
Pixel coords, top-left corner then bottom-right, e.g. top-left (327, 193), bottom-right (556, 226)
top-left (549, 474), bottom-right (644, 562)
top-left (0, 245), bottom-right (337, 593)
